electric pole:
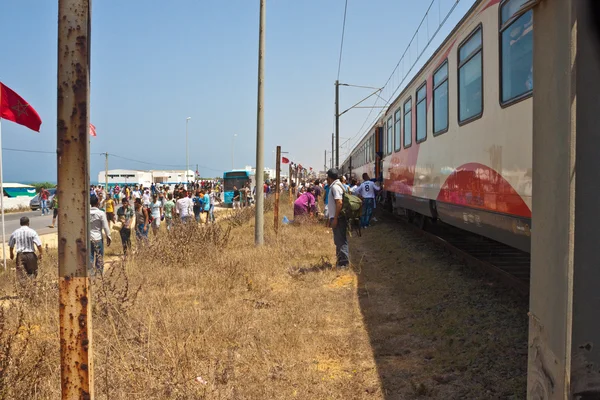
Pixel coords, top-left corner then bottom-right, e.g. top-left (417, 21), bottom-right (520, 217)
top-left (104, 152), bottom-right (108, 191)
top-left (324, 150), bottom-right (327, 173)
top-left (274, 146), bottom-right (281, 235)
top-left (57, 0), bottom-right (93, 397)
top-left (254, 0), bottom-right (266, 246)
top-left (331, 133), bottom-right (334, 169)
top-left (335, 80), bottom-right (340, 168)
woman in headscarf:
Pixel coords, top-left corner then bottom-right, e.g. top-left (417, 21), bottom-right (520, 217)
top-left (293, 186), bottom-right (316, 222)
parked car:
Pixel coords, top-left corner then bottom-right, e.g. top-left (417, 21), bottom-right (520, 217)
top-left (30, 188), bottom-right (57, 211)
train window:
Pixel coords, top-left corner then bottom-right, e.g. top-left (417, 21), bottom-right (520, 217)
top-left (403, 98), bottom-right (412, 148)
top-left (500, 0), bottom-right (533, 105)
top-left (387, 116), bottom-right (393, 155)
top-left (433, 61), bottom-right (449, 135)
top-left (416, 83), bottom-right (427, 143)
top-left (458, 27), bottom-right (483, 124)
top-left (394, 109), bottom-right (401, 152)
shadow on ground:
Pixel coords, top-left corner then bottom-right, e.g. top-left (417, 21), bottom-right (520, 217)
top-left (350, 213), bottom-right (528, 399)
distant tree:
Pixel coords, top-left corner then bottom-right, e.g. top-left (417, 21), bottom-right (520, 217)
top-left (31, 182), bottom-right (56, 191)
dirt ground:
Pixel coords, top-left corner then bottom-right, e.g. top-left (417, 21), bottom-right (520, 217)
top-left (351, 214), bottom-right (529, 399)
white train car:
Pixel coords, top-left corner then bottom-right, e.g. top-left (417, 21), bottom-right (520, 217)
top-left (341, 0), bottom-right (533, 252)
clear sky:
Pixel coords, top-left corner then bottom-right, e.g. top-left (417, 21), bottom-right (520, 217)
top-left (1, 0), bottom-right (475, 182)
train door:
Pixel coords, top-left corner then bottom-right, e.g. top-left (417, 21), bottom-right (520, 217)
top-left (374, 126), bottom-right (384, 181)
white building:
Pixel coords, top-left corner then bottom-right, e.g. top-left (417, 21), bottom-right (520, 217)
top-left (97, 169), bottom-right (195, 187)
top-left (244, 165), bottom-right (288, 181)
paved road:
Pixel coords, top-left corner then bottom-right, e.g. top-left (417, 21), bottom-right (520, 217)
top-left (0, 210), bottom-right (55, 241)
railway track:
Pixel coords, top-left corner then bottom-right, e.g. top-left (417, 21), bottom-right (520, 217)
top-left (381, 210), bottom-right (531, 295)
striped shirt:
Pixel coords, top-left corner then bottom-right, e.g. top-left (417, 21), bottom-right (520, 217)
top-left (8, 226), bottom-right (41, 254)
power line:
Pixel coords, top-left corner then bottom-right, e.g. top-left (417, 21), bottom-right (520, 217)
top-left (345, 0), bottom-right (463, 154)
top-left (336, 0), bottom-right (349, 81)
top-left (1, 147), bottom-right (224, 173)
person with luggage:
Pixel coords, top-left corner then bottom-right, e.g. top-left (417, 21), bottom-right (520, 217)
top-left (326, 168), bottom-right (349, 269)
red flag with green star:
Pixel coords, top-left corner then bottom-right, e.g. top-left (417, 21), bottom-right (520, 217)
top-left (0, 82), bottom-right (42, 132)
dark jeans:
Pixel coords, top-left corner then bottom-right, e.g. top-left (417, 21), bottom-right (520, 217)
top-left (330, 217), bottom-right (349, 267)
top-left (361, 198), bottom-right (375, 228)
top-left (16, 252), bottom-right (38, 280)
top-left (120, 228), bottom-right (132, 256)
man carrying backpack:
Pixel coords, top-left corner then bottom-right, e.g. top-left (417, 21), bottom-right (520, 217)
top-left (326, 168), bottom-right (349, 269)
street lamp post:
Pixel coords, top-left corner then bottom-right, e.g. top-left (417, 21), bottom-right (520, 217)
top-left (232, 133), bottom-right (237, 169)
top-left (186, 117), bottom-right (191, 184)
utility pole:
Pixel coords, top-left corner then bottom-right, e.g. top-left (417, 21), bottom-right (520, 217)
top-left (335, 80), bottom-right (340, 168)
top-left (104, 153), bottom-right (108, 191)
top-left (57, 0), bottom-right (93, 398)
top-left (186, 117), bottom-right (191, 185)
top-left (274, 146), bottom-right (281, 235)
top-left (196, 164), bottom-right (199, 181)
top-left (331, 133), bottom-right (334, 169)
top-left (289, 162), bottom-right (293, 205)
top-left (254, 0), bottom-right (266, 246)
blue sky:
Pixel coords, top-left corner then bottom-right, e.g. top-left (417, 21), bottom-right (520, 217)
top-left (1, 0), bottom-right (475, 182)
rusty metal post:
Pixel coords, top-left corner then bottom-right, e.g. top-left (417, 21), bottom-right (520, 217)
top-left (57, 0), bottom-right (93, 398)
top-left (274, 146), bottom-right (281, 234)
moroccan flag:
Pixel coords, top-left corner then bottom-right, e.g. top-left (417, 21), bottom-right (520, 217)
top-left (281, 157), bottom-right (289, 164)
top-left (0, 82), bottom-right (42, 132)
top-left (89, 123), bottom-right (96, 137)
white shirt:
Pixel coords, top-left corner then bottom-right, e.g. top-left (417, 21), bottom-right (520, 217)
top-left (327, 180), bottom-right (344, 219)
top-left (356, 181), bottom-right (380, 199)
top-left (176, 197), bottom-right (193, 218)
top-left (90, 207), bottom-right (111, 242)
top-left (9, 226), bottom-right (41, 253)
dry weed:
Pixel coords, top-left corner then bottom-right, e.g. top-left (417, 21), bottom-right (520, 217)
top-left (0, 194), bottom-right (388, 399)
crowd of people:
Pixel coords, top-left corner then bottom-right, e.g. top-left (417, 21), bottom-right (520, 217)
top-left (9, 172), bottom-right (381, 280)
top-left (86, 181), bottom-right (224, 275)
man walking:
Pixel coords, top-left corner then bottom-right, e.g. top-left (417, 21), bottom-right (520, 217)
top-left (105, 193), bottom-right (116, 226)
top-left (117, 197), bottom-right (134, 258)
top-left (40, 187), bottom-right (50, 216)
top-left (326, 168), bottom-right (349, 268)
top-left (176, 191), bottom-right (193, 223)
top-left (232, 186), bottom-right (241, 209)
top-left (50, 187), bottom-right (59, 228)
top-left (9, 217), bottom-right (43, 281)
top-left (90, 195), bottom-right (111, 275)
top-left (355, 173), bottom-right (380, 228)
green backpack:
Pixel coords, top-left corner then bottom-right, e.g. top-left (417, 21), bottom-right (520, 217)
top-left (335, 183), bottom-right (363, 236)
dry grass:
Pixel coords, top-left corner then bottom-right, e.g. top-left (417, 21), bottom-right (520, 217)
top-left (0, 197), bottom-right (529, 399)
top-left (0, 194), bottom-right (383, 399)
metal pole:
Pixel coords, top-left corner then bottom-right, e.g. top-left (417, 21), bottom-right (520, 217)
top-left (274, 146), bottom-right (281, 235)
top-left (254, 0), bottom-right (266, 246)
top-left (104, 153), bottom-right (108, 193)
top-left (324, 150), bottom-right (327, 173)
top-left (331, 133), bottom-right (334, 169)
top-left (0, 120), bottom-right (6, 271)
top-left (335, 80), bottom-right (340, 168)
top-left (186, 117), bottom-right (190, 186)
top-left (57, 0), bottom-right (93, 398)
top-left (289, 162), bottom-right (293, 205)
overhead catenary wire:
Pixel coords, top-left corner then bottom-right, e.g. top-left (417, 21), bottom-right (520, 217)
top-left (1, 147), bottom-right (224, 173)
top-left (343, 0), bottom-right (463, 156)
